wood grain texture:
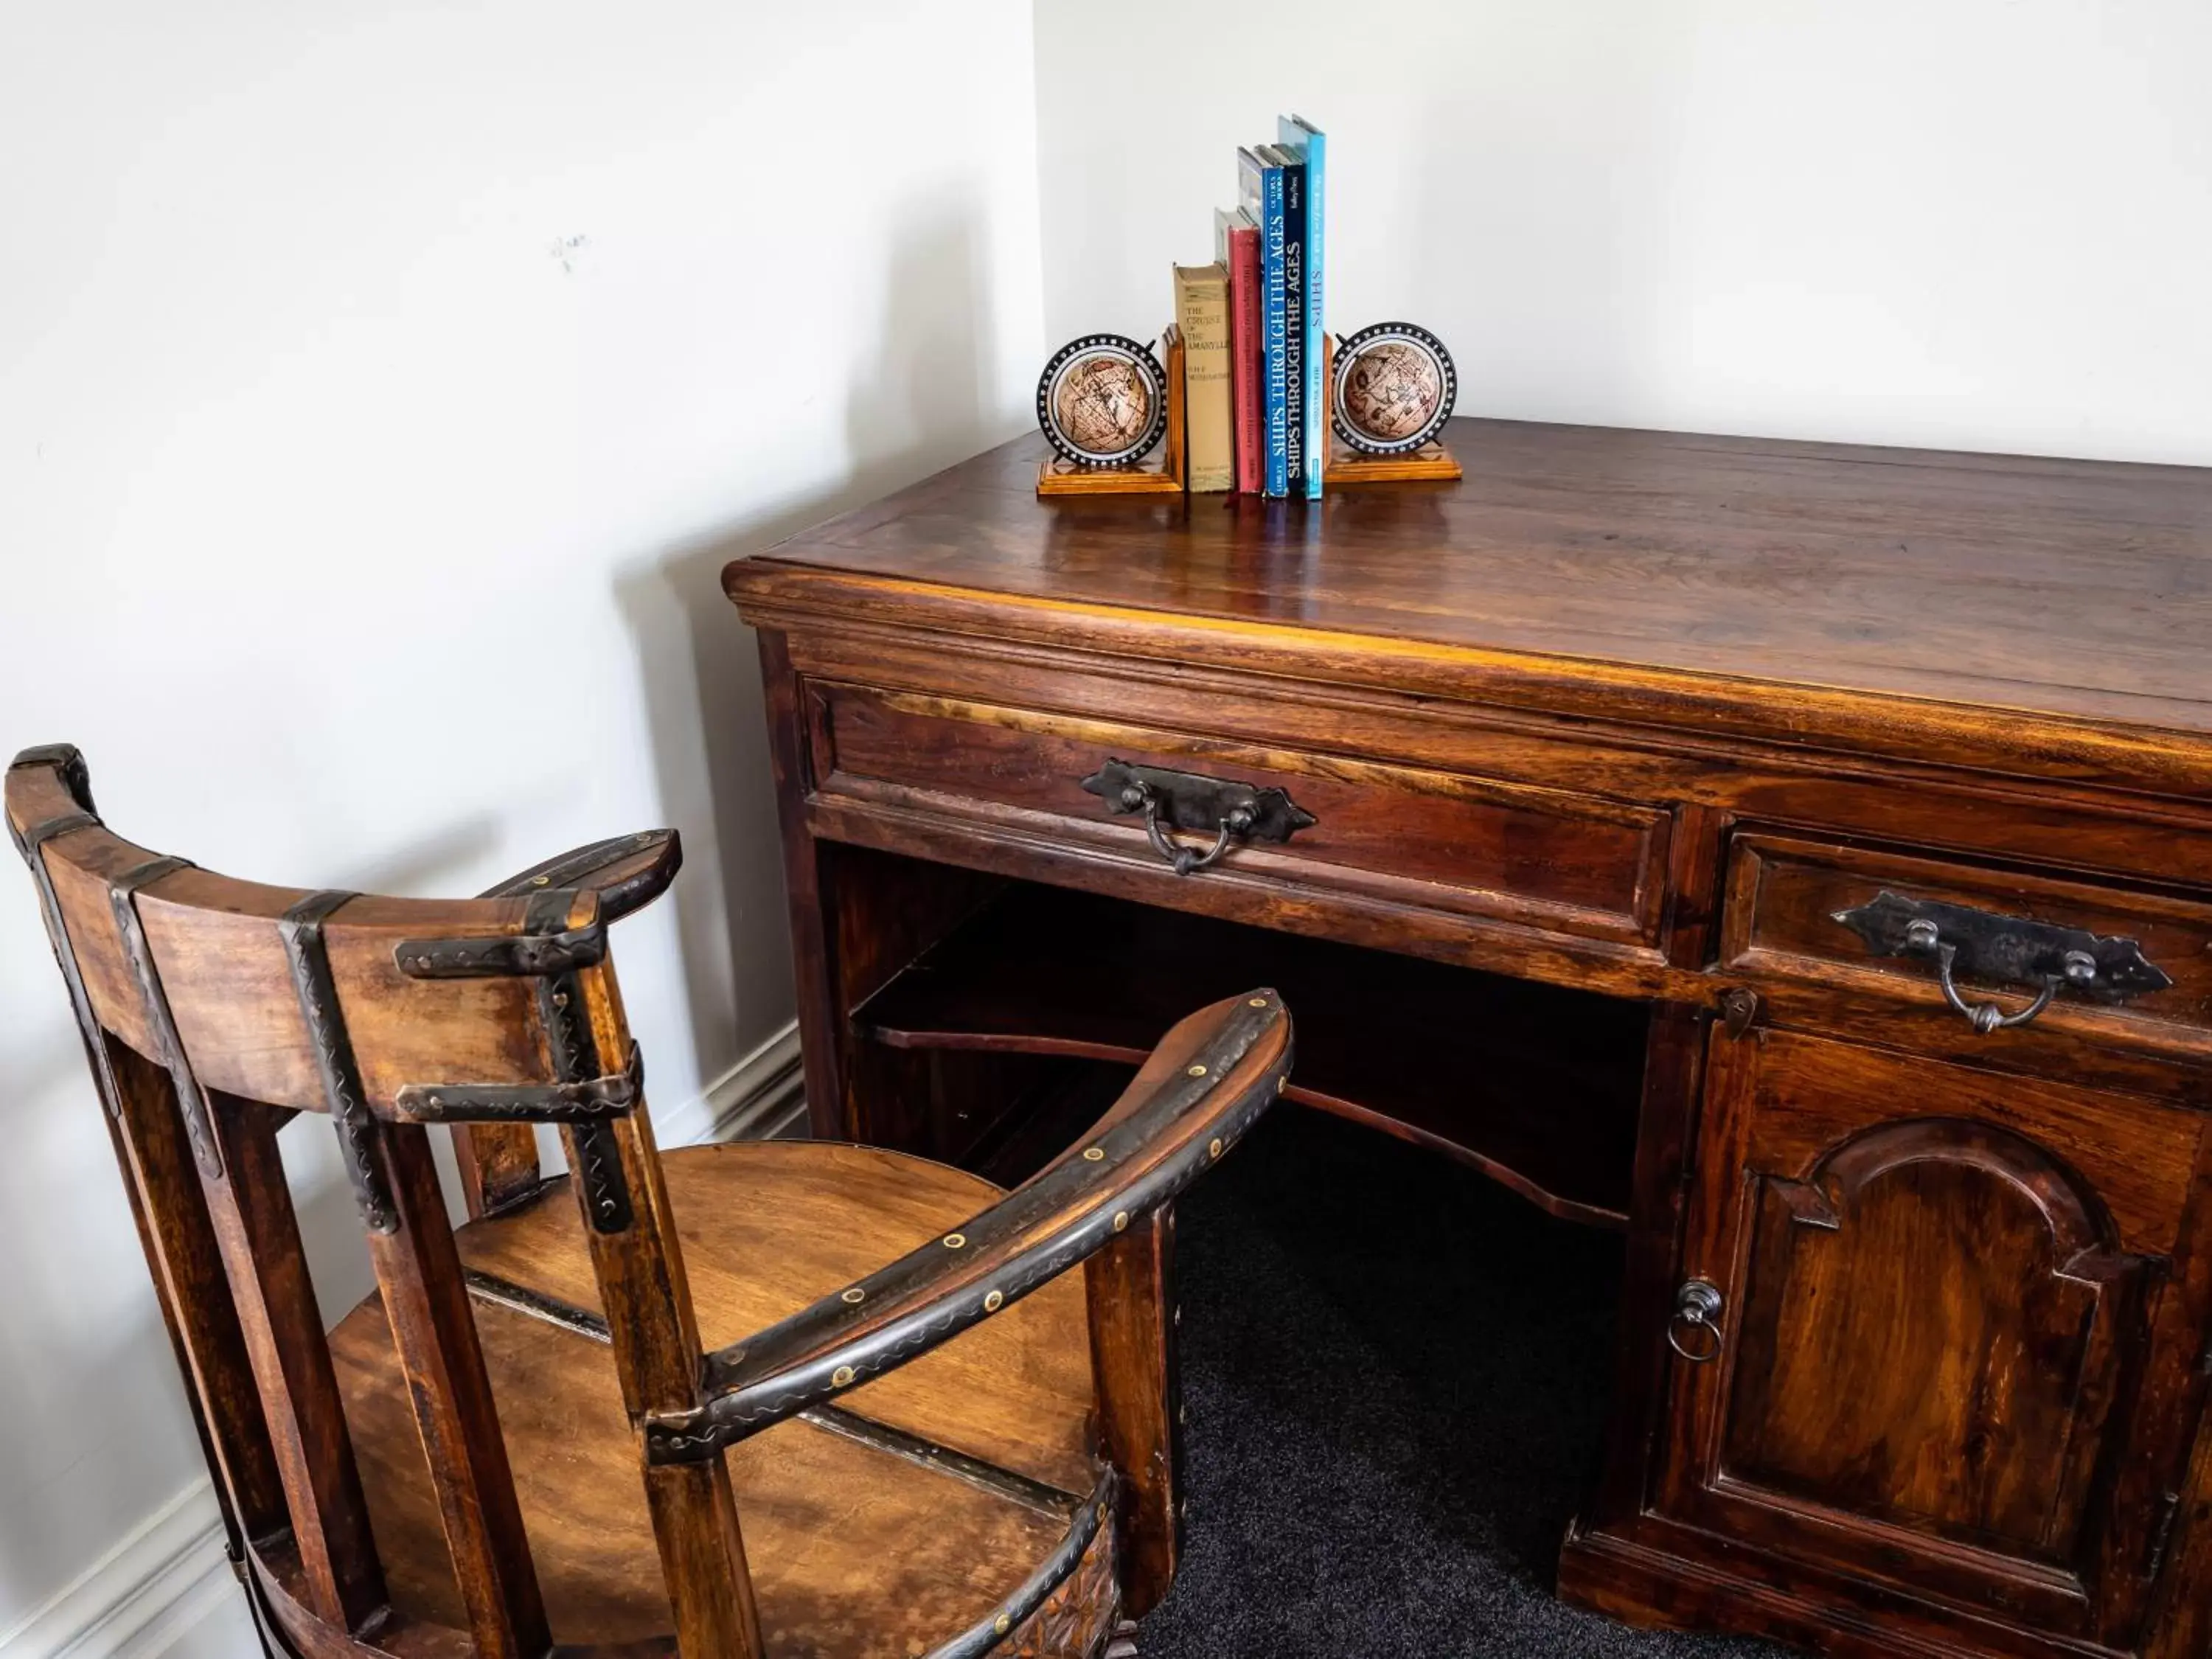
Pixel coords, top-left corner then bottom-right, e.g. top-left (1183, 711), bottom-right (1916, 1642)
top-left (100, 1036), bottom-right (291, 1549)
top-left (809, 681), bottom-right (1668, 944)
top-left (653, 992), bottom-right (1281, 1463)
top-left (1723, 830), bottom-right (2212, 1058)
top-left (727, 421), bottom-right (2212, 800)
top-left (723, 421), bottom-right (2212, 1659)
top-left (327, 1293), bottom-right (1073, 1655)
top-left (199, 1094), bottom-right (386, 1632)
top-left (1085, 1211), bottom-right (1180, 1619)
top-left (458, 1141), bottom-right (1097, 1495)
top-left (569, 951), bottom-right (761, 1659)
top-left (363, 1122), bottom-right (550, 1659)
top-left (1666, 1026), bottom-right (2208, 1645)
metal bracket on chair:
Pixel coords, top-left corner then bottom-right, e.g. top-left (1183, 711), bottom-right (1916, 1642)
top-left (282, 889), bottom-right (399, 1232)
top-left (393, 922), bottom-right (608, 979)
top-left (393, 1042), bottom-right (644, 1124)
top-left (108, 856), bottom-right (224, 1180)
top-left (534, 967), bottom-right (634, 1234)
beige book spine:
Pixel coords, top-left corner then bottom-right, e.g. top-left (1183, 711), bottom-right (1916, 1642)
top-left (1173, 262), bottom-right (1234, 493)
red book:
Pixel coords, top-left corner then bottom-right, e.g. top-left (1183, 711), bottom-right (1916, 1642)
top-left (1214, 208), bottom-right (1263, 494)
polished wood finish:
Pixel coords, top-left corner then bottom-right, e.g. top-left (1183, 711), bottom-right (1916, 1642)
top-left (727, 420), bottom-right (2212, 1659)
top-left (339, 1149), bottom-right (1102, 1653)
top-left (1669, 1028), bottom-right (2209, 1646)
top-left (1085, 1210), bottom-right (1180, 1618)
top-left (201, 1093), bottom-right (387, 1631)
top-left (10, 746), bottom-right (1285, 1659)
top-left (1722, 832), bottom-right (2212, 1056)
top-left (805, 680), bottom-right (1669, 947)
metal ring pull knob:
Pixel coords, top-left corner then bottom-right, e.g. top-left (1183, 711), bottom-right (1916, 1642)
top-left (1126, 785), bottom-right (1254, 877)
top-left (1903, 918), bottom-right (2094, 1035)
top-left (1669, 1280), bottom-right (1724, 1363)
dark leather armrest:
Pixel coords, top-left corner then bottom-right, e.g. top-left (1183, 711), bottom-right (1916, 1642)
top-left (478, 828), bottom-right (682, 921)
top-left (644, 988), bottom-right (1293, 1464)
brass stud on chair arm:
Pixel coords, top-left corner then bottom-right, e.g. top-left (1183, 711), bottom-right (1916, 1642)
top-left (651, 1033), bottom-right (1291, 1464)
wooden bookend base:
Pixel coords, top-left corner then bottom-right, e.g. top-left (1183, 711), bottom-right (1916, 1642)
top-left (1321, 333), bottom-right (1462, 486)
top-left (1038, 327), bottom-right (1187, 496)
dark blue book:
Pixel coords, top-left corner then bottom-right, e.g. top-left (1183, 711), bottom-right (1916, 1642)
top-left (1259, 143), bottom-right (1307, 496)
top-left (1238, 147), bottom-right (1290, 497)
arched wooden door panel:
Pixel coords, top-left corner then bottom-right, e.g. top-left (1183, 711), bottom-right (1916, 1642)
top-left (1660, 1027), bottom-right (2212, 1649)
top-left (1725, 1118), bottom-right (2139, 1559)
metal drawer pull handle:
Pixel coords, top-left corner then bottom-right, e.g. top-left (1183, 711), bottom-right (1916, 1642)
top-left (1140, 788), bottom-right (1251, 876)
top-left (1080, 758), bottom-right (1316, 878)
top-left (1832, 890), bottom-right (2170, 1032)
top-left (1669, 1280), bottom-right (1724, 1363)
top-left (1903, 918), bottom-right (2093, 1035)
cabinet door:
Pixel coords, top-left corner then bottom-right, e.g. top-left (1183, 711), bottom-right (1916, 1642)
top-left (1660, 1026), bottom-right (2212, 1646)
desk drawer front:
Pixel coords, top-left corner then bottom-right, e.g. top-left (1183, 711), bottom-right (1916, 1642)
top-left (808, 684), bottom-right (1668, 945)
top-left (1722, 833), bottom-right (2212, 1051)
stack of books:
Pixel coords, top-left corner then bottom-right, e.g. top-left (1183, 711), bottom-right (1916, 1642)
top-left (1173, 114), bottom-right (1326, 498)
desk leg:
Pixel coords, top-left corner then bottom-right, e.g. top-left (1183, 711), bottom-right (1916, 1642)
top-left (1585, 999), bottom-right (1708, 1529)
top-left (758, 630), bottom-right (849, 1138)
top-left (758, 631), bottom-right (1016, 1155)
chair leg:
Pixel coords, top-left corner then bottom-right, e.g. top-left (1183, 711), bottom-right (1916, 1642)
top-left (1085, 1206), bottom-right (1183, 1619)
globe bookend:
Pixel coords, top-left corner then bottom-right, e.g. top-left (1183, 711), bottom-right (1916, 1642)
top-left (1324, 324), bottom-right (1463, 484)
top-left (1036, 326), bottom-right (1188, 496)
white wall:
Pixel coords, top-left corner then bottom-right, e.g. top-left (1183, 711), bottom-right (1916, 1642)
top-left (1035, 0), bottom-right (2212, 465)
top-left (7, 0), bottom-right (2211, 1649)
top-left (0, 1), bottom-right (1043, 1648)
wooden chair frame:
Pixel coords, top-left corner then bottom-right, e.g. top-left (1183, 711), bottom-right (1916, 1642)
top-left (7, 744), bottom-right (1293, 1659)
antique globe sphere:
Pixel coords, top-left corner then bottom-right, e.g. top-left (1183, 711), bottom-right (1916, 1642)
top-left (1333, 322), bottom-right (1458, 456)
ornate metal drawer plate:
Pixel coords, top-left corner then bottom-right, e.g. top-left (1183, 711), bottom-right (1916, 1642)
top-left (1081, 759), bottom-right (1316, 877)
top-left (1833, 890), bottom-right (2171, 1007)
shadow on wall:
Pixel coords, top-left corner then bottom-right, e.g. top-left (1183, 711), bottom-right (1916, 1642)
top-left (613, 185), bottom-right (1020, 1096)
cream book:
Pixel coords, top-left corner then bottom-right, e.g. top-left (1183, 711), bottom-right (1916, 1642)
top-left (1173, 262), bottom-right (1234, 493)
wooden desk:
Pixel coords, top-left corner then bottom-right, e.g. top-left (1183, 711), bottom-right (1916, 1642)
top-left (726, 418), bottom-right (2212, 1659)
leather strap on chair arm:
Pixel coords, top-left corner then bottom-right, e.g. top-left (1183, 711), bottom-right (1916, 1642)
top-left (644, 990), bottom-right (1292, 1464)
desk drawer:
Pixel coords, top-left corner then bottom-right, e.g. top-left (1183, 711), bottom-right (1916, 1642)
top-left (1720, 832), bottom-right (2212, 1054)
top-left (805, 683), bottom-right (1669, 947)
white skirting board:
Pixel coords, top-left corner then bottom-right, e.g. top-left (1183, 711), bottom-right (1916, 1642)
top-left (0, 1484), bottom-right (234, 1659)
top-left (0, 1021), bottom-right (805, 1658)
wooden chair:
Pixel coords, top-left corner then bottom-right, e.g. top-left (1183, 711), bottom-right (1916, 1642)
top-left (7, 744), bottom-right (1293, 1659)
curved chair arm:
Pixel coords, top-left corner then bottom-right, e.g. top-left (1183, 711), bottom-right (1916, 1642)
top-left (478, 828), bottom-right (683, 920)
top-left (392, 829), bottom-right (684, 984)
top-left (645, 989), bottom-right (1293, 1464)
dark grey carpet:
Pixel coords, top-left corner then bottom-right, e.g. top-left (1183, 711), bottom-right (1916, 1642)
top-left (1137, 1105), bottom-right (1783, 1658)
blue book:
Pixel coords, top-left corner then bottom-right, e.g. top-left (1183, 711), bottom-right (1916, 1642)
top-left (1238, 147), bottom-right (1290, 498)
top-left (1279, 115), bottom-right (1326, 498)
top-left (1259, 145), bottom-right (1307, 496)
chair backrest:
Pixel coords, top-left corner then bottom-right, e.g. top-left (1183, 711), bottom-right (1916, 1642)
top-left (6, 744), bottom-right (757, 1659)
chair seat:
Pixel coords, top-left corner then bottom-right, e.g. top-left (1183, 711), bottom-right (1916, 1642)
top-left (329, 1140), bottom-right (1116, 1656)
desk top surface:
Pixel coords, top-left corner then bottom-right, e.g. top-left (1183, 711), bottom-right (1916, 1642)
top-left (733, 418), bottom-right (2212, 791)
